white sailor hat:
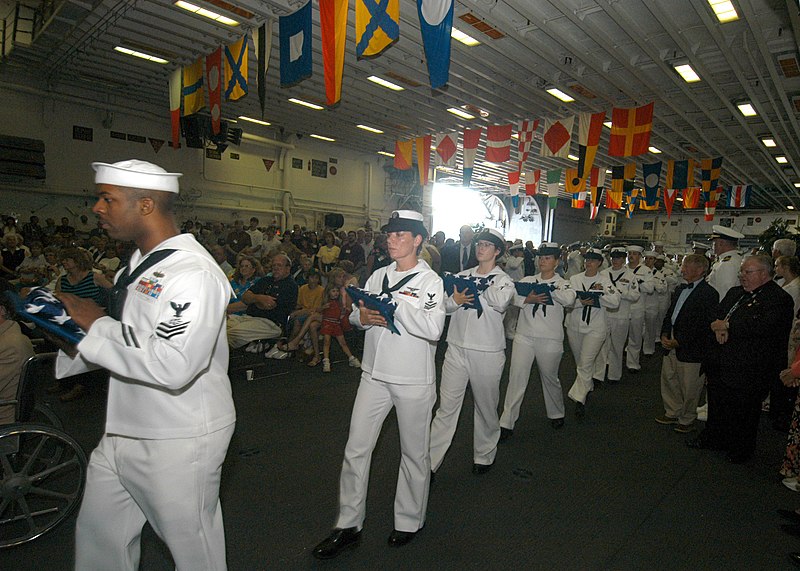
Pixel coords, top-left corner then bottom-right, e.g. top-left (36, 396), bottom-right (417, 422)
top-left (656, 254), bottom-right (667, 261)
top-left (610, 247), bottom-right (628, 257)
top-left (584, 248), bottom-right (604, 261)
top-left (653, 241), bottom-right (664, 247)
top-left (509, 243), bottom-right (524, 252)
top-left (92, 160), bottom-right (182, 193)
top-left (538, 242), bottom-right (561, 256)
top-left (710, 225), bottom-right (744, 242)
top-left (627, 245), bottom-right (644, 253)
top-left (692, 241), bottom-right (711, 251)
top-left (474, 228), bottom-right (506, 254)
top-left (381, 210), bottom-right (428, 238)
top-left (643, 250), bottom-right (657, 258)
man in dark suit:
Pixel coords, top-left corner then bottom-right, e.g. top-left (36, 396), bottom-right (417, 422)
top-left (691, 254), bottom-right (794, 463)
top-left (656, 254), bottom-right (719, 433)
top-left (440, 225), bottom-right (478, 274)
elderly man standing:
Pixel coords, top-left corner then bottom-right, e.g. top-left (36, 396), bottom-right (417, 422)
top-left (55, 160), bottom-right (236, 570)
top-left (441, 225), bottom-right (477, 274)
top-left (689, 255), bottom-right (793, 463)
top-left (656, 254), bottom-right (718, 433)
top-left (773, 238), bottom-right (798, 286)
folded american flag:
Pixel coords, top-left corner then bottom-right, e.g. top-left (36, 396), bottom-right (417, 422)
top-left (12, 287), bottom-right (85, 344)
top-left (346, 286), bottom-right (401, 335)
top-left (575, 290), bottom-right (604, 308)
top-left (443, 273), bottom-right (491, 317)
top-left (514, 282), bottom-right (556, 306)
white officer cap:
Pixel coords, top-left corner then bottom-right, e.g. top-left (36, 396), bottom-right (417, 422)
top-left (92, 160), bottom-right (182, 193)
top-left (610, 247), bottom-right (628, 258)
top-left (710, 225), bottom-right (744, 242)
top-left (381, 210), bottom-right (428, 238)
top-left (584, 248), bottom-right (604, 261)
top-left (538, 242), bottom-right (561, 256)
top-left (692, 241), bottom-right (711, 251)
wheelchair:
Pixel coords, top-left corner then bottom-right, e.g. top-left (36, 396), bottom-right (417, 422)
top-left (0, 352), bottom-right (87, 548)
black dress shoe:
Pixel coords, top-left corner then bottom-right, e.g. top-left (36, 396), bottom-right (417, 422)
top-left (312, 527), bottom-right (361, 559)
top-left (592, 379), bottom-right (604, 389)
top-left (778, 509), bottom-right (800, 524)
top-left (387, 529), bottom-right (417, 547)
top-left (625, 367), bottom-right (640, 374)
top-left (575, 402), bottom-right (585, 420)
top-left (472, 462), bottom-right (493, 475)
top-left (551, 418), bottom-right (565, 429)
top-left (789, 552), bottom-right (800, 568)
top-left (499, 427), bottom-right (513, 442)
top-left (782, 524), bottom-right (800, 539)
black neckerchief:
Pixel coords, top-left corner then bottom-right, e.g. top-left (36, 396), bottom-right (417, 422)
top-left (107, 249), bottom-right (176, 320)
top-left (381, 272), bottom-right (419, 298)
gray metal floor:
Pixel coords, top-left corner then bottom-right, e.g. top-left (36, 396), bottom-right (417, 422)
top-left (2, 340), bottom-right (798, 570)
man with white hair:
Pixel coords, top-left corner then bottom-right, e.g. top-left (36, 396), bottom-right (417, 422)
top-left (441, 225), bottom-right (477, 274)
top-left (773, 238), bottom-right (797, 286)
top-left (56, 159), bottom-right (236, 570)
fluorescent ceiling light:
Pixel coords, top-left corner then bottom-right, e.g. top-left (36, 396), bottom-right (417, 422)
top-left (603, 121), bottom-right (612, 129)
top-left (238, 116), bottom-right (270, 126)
top-left (776, 156), bottom-right (789, 164)
top-left (357, 124), bottom-right (383, 134)
top-left (648, 146), bottom-right (662, 154)
top-left (789, 205), bottom-right (796, 210)
top-left (114, 46), bottom-right (168, 64)
top-left (673, 63), bottom-right (701, 83)
top-left (546, 87), bottom-right (574, 103)
top-left (367, 75), bottom-right (404, 91)
top-left (762, 137), bottom-right (777, 147)
top-left (708, 0), bottom-right (739, 23)
top-left (174, 1), bottom-right (238, 26)
top-left (737, 102), bottom-right (757, 117)
top-left (310, 134), bottom-right (335, 142)
top-left (568, 154), bottom-right (579, 161)
top-left (447, 107), bottom-right (475, 120)
top-left (289, 98), bottom-right (324, 110)
top-left (377, 151), bottom-right (395, 158)
top-left (794, 182), bottom-right (800, 188)
top-left (676, 197), bottom-right (683, 201)
top-left (451, 27), bottom-right (481, 46)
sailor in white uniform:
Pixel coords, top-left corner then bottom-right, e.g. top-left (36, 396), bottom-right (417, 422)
top-left (55, 160), bottom-right (236, 571)
top-left (642, 251), bottom-right (668, 356)
top-left (499, 243), bottom-right (576, 436)
top-left (313, 210), bottom-right (444, 559)
top-left (625, 245), bottom-right (655, 372)
top-left (566, 248), bottom-right (620, 416)
top-left (706, 225), bottom-right (744, 299)
top-left (599, 247), bottom-right (641, 383)
top-left (429, 229), bottom-right (514, 476)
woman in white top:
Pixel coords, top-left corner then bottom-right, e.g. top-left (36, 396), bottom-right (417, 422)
top-left (499, 243), bottom-right (576, 437)
top-left (566, 248), bottom-right (620, 417)
top-left (430, 229), bottom-right (515, 476)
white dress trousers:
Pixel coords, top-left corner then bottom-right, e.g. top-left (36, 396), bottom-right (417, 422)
top-left (336, 373), bottom-right (436, 533)
top-left (500, 335), bottom-right (565, 426)
top-left (604, 317), bottom-right (630, 382)
top-left (75, 425), bottom-right (234, 571)
top-left (566, 329), bottom-right (607, 404)
top-left (430, 345), bottom-right (506, 470)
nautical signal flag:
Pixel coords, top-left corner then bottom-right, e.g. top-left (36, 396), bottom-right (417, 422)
top-left (253, 21), bottom-right (274, 120)
top-left (727, 185), bottom-right (752, 208)
top-left (356, 0), bottom-right (399, 59)
top-left (525, 169), bottom-right (541, 196)
top-left (182, 57), bottom-right (205, 116)
top-left (417, 0), bottom-right (454, 89)
top-left (516, 119), bottom-right (539, 172)
top-left (394, 140), bottom-right (413, 170)
top-left (607, 165), bottom-right (625, 209)
top-left (589, 167), bottom-right (605, 220)
top-left (415, 135), bottom-right (432, 185)
top-left (320, 0), bottom-right (349, 106)
top-left (280, 1), bottom-right (312, 87)
top-left (205, 47), bottom-right (222, 134)
top-left (462, 127), bottom-right (481, 186)
top-left (508, 171), bottom-right (521, 195)
top-left (168, 68), bottom-right (181, 149)
top-left (577, 111), bottom-right (605, 183)
top-left (663, 188), bottom-right (678, 218)
top-left (608, 102), bottom-right (654, 157)
top-left (665, 158), bottom-right (695, 190)
top-left (435, 132), bottom-right (457, 166)
top-left (485, 124), bottom-right (513, 163)
top-left (224, 36), bottom-right (248, 101)
top-left (704, 201), bottom-right (717, 221)
top-left (642, 162), bottom-right (662, 206)
top-left (566, 168), bottom-right (585, 208)
top-left (541, 116), bottom-right (574, 158)
top-left (546, 168), bottom-right (562, 198)
top-left (683, 187), bottom-right (700, 209)
top-left (700, 157), bottom-right (723, 196)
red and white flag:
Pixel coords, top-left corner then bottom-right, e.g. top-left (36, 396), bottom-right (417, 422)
top-left (205, 47), bottom-right (222, 135)
top-left (727, 185), bottom-right (752, 208)
top-left (525, 169), bottom-right (541, 196)
top-left (485, 124), bottom-right (513, 163)
top-left (540, 116), bottom-right (574, 158)
top-left (435, 132), bottom-right (458, 166)
top-left (508, 171), bottom-right (521, 195)
top-left (462, 127), bottom-right (482, 186)
top-left (516, 119), bottom-right (539, 171)
top-left (663, 187), bottom-right (678, 218)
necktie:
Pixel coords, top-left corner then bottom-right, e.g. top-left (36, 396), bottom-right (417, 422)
top-left (462, 246), bottom-right (469, 270)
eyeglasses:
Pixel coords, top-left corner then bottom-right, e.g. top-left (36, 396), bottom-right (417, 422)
top-left (475, 241), bottom-right (496, 249)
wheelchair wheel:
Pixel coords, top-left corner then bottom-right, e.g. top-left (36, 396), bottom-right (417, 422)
top-left (0, 424), bottom-right (87, 548)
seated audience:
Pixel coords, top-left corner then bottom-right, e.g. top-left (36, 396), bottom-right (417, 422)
top-left (227, 256), bottom-right (263, 316)
top-left (0, 278), bottom-right (35, 425)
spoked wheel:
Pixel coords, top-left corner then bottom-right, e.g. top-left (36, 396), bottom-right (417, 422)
top-left (0, 425), bottom-right (87, 548)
